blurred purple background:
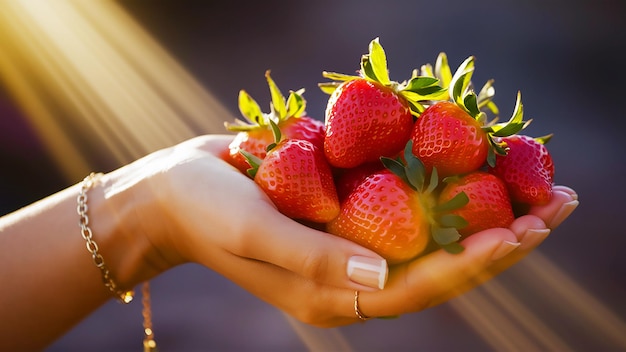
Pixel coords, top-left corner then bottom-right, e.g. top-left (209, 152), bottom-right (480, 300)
top-left (2, 0), bottom-right (625, 350)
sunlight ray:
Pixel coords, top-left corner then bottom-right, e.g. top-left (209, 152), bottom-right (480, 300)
top-left (0, 0), bottom-right (233, 178)
top-left (519, 252), bottom-right (626, 347)
top-left (451, 252), bottom-right (626, 351)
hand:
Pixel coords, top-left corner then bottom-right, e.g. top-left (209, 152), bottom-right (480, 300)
top-left (112, 135), bottom-right (578, 327)
top-left (113, 134), bottom-right (387, 291)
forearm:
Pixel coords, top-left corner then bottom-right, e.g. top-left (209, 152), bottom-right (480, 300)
top-left (0, 173), bottom-right (154, 350)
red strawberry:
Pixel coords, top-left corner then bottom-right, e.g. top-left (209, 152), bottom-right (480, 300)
top-left (320, 38), bottom-right (447, 169)
top-left (226, 71), bottom-right (325, 174)
top-left (323, 79), bottom-right (413, 168)
top-left (489, 134), bottom-right (554, 205)
top-left (327, 169), bottom-right (431, 264)
top-left (438, 171), bottom-right (515, 237)
top-left (411, 101), bottom-right (489, 176)
top-left (327, 142), bottom-right (468, 264)
top-left (242, 123), bottom-right (340, 223)
top-left (411, 55), bottom-right (529, 177)
top-left (334, 162), bottom-right (385, 203)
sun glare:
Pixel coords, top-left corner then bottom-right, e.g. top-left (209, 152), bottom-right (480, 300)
top-left (1, 1), bottom-right (625, 351)
top-left (0, 0), bottom-right (232, 180)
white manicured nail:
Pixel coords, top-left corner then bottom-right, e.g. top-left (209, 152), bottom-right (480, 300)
top-left (521, 228), bottom-right (551, 248)
top-left (549, 200), bottom-right (579, 228)
top-left (347, 256), bottom-right (388, 290)
top-left (491, 241), bottom-right (521, 261)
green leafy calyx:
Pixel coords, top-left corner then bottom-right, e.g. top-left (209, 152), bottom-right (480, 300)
top-left (226, 70), bottom-right (307, 132)
top-left (239, 120), bottom-right (284, 179)
top-left (381, 141), bottom-right (468, 254)
top-left (319, 38), bottom-right (447, 117)
top-left (420, 53), bottom-right (531, 167)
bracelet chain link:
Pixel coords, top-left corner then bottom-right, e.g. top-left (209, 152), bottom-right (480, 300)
top-left (78, 172), bottom-right (134, 304)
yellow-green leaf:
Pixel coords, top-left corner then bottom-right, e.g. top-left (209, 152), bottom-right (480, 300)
top-left (285, 90), bottom-right (306, 118)
top-left (238, 90), bottom-right (264, 125)
top-left (265, 71), bottom-right (286, 119)
top-left (435, 52), bottom-right (453, 87)
top-left (449, 56), bottom-right (475, 103)
top-left (367, 37), bottom-right (390, 85)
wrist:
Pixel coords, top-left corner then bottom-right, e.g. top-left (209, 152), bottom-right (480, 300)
top-left (88, 168), bottom-right (176, 292)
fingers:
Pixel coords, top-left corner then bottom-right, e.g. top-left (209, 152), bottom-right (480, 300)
top-left (553, 185), bottom-right (578, 200)
top-left (204, 185), bottom-right (580, 327)
top-left (357, 228), bottom-right (520, 318)
top-left (195, 175), bottom-right (579, 326)
top-left (528, 186), bottom-right (579, 229)
top-left (233, 203), bottom-right (388, 292)
top-left (409, 186), bottom-right (579, 309)
top-left (201, 243), bottom-right (358, 327)
top-left (508, 215), bottom-right (549, 250)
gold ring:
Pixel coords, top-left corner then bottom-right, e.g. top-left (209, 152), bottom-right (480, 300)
top-left (354, 291), bottom-right (370, 321)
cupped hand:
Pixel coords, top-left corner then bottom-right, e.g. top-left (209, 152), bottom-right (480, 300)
top-left (214, 183), bottom-right (577, 327)
top-left (130, 134), bottom-right (578, 327)
top-left (129, 134), bottom-right (387, 292)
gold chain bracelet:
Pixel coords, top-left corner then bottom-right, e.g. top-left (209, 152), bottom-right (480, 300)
top-left (77, 172), bottom-right (134, 304)
top-left (78, 172), bottom-right (157, 351)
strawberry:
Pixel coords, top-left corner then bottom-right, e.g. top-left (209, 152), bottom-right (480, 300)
top-left (411, 54), bottom-right (529, 177)
top-left (488, 134), bottom-right (554, 205)
top-left (438, 171), bottom-right (515, 237)
top-left (241, 122), bottom-right (340, 223)
top-left (327, 142), bottom-right (468, 264)
top-left (411, 101), bottom-right (490, 176)
top-left (319, 38), bottom-right (447, 169)
top-left (327, 169), bottom-right (431, 264)
top-left (333, 161), bottom-right (385, 203)
top-left (225, 71), bottom-right (325, 174)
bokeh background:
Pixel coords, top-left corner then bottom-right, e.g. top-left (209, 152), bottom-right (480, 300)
top-left (1, 0), bottom-right (625, 351)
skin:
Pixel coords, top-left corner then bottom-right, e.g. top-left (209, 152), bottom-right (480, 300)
top-left (0, 134), bottom-right (578, 350)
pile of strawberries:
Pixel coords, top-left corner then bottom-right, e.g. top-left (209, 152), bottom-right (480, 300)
top-left (223, 38), bottom-right (555, 264)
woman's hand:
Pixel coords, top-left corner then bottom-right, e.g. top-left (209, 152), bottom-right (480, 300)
top-left (211, 183), bottom-right (577, 327)
top-left (115, 134), bottom-right (388, 292)
top-left (120, 134), bottom-right (578, 327)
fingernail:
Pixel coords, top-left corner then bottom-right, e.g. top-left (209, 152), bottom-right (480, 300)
top-left (491, 241), bottom-right (521, 261)
top-left (347, 256), bottom-right (388, 290)
top-left (520, 228), bottom-right (551, 248)
top-left (549, 200), bottom-right (579, 228)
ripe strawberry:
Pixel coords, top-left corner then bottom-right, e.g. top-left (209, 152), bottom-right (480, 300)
top-left (411, 101), bottom-right (490, 176)
top-left (327, 169), bottom-right (431, 264)
top-left (411, 55), bottom-right (529, 177)
top-left (333, 161), bottom-right (385, 203)
top-left (319, 38), bottom-right (447, 169)
top-left (327, 142), bottom-right (468, 264)
top-left (488, 134), bottom-right (554, 205)
top-left (438, 171), bottom-right (515, 237)
top-left (242, 123), bottom-right (340, 223)
top-left (323, 79), bottom-right (413, 168)
top-left (225, 71), bottom-right (325, 174)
